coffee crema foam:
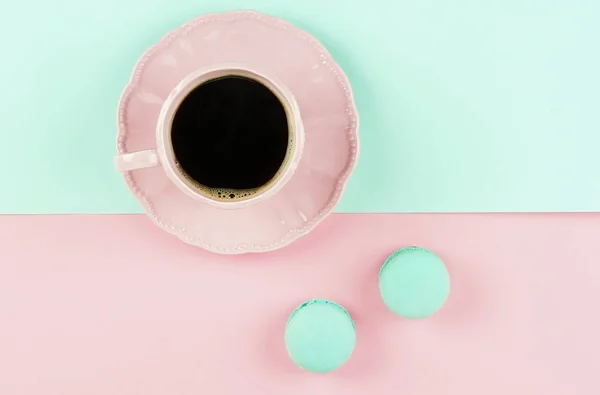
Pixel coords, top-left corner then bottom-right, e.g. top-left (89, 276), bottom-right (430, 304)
top-left (174, 133), bottom-right (294, 202)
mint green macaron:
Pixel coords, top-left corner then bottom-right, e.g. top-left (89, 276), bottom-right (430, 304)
top-left (284, 299), bottom-right (356, 373)
top-left (379, 247), bottom-right (450, 319)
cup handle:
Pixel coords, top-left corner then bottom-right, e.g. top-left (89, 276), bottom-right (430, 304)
top-left (114, 149), bottom-right (159, 172)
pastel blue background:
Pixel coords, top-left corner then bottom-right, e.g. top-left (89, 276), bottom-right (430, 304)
top-left (1, 0), bottom-right (598, 213)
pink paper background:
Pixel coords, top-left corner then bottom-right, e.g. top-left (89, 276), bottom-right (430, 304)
top-left (1, 214), bottom-right (598, 394)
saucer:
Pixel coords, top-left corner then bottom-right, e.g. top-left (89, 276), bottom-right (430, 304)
top-left (117, 10), bottom-right (359, 254)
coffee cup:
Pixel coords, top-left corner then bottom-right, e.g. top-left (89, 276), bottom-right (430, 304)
top-left (115, 63), bottom-right (304, 209)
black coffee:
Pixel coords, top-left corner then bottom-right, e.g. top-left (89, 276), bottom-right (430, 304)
top-left (171, 75), bottom-right (290, 200)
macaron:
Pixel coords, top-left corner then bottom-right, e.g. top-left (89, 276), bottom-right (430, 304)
top-left (284, 299), bottom-right (356, 373)
top-left (379, 246), bottom-right (450, 319)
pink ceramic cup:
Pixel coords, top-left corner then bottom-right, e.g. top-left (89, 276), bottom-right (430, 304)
top-left (114, 63), bottom-right (305, 210)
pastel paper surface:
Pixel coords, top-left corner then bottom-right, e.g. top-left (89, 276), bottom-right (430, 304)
top-left (1, 214), bottom-right (599, 394)
top-left (1, 1), bottom-right (599, 213)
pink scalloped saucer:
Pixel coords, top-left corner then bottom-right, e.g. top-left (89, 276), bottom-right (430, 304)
top-left (116, 10), bottom-right (359, 254)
